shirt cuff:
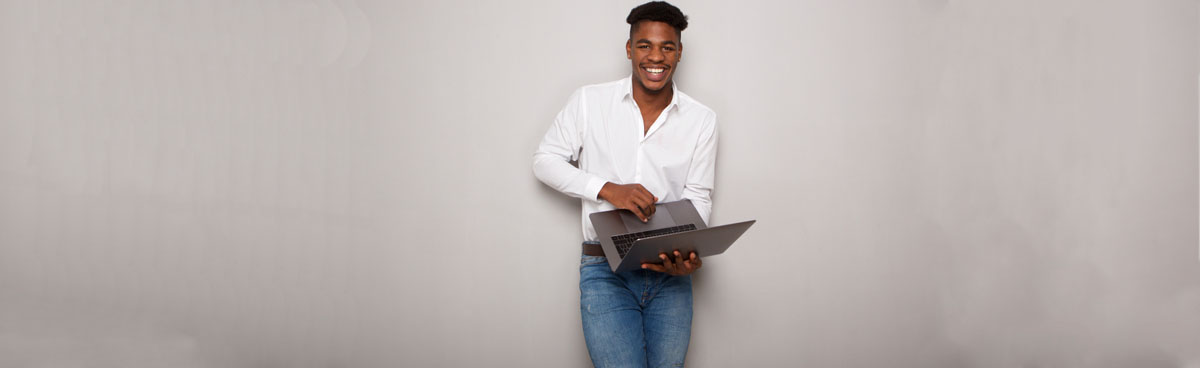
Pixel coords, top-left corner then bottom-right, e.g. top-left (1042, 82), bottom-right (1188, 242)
top-left (583, 177), bottom-right (608, 202)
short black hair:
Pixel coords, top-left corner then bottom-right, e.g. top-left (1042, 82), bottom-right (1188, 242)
top-left (626, 1), bottom-right (688, 38)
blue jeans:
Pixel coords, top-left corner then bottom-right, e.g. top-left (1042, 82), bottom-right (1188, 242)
top-left (580, 241), bottom-right (693, 368)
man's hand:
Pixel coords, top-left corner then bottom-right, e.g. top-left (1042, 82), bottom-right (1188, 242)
top-left (642, 250), bottom-right (702, 276)
top-left (598, 182), bottom-right (657, 222)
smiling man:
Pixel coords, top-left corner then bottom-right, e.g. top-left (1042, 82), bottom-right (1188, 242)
top-left (532, 2), bottom-right (717, 367)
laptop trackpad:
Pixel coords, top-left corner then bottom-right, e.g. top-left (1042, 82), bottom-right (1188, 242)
top-left (618, 207), bottom-right (677, 233)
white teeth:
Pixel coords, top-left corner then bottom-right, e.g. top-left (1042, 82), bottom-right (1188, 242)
top-left (645, 67), bottom-right (664, 73)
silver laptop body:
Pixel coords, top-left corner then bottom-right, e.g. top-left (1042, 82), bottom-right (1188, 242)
top-left (589, 199), bottom-right (755, 273)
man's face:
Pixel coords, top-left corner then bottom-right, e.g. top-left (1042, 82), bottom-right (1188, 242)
top-left (626, 21), bottom-right (681, 93)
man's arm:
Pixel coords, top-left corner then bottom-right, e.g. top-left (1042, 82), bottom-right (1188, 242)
top-left (680, 112), bottom-right (718, 226)
top-left (532, 88), bottom-right (609, 201)
top-left (532, 88), bottom-right (659, 221)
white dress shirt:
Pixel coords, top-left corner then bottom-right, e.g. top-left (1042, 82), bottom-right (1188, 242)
top-left (533, 76), bottom-right (718, 241)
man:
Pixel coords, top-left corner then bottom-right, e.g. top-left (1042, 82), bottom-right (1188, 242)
top-left (532, 2), bottom-right (717, 366)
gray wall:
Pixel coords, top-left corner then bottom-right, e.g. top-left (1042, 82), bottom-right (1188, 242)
top-left (1, 0), bottom-right (1198, 367)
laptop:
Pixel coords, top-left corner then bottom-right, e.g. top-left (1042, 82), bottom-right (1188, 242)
top-left (589, 199), bottom-right (755, 273)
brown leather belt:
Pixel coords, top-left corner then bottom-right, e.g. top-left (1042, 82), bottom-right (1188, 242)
top-left (582, 242), bottom-right (606, 257)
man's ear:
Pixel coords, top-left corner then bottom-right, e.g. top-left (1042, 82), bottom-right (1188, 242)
top-left (626, 39), bottom-right (632, 59)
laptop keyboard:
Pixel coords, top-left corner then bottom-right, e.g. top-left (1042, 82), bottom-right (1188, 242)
top-left (611, 224), bottom-right (698, 259)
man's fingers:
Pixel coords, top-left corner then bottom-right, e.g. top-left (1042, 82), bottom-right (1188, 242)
top-left (642, 262), bottom-right (667, 272)
top-left (634, 191), bottom-right (653, 210)
top-left (643, 252), bottom-right (702, 274)
top-left (659, 253), bottom-right (675, 273)
top-left (633, 185), bottom-right (654, 204)
top-left (685, 252), bottom-right (700, 271)
top-left (639, 191), bottom-right (656, 217)
top-left (630, 198), bottom-right (652, 221)
top-left (620, 197), bottom-right (644, 221)
top-left (678, 250), bottom-right (692, 272)
top-left (639, 197), bottom-right (655, 218)
top-left (632, 206), bottom-right (648, 222)
top-left (598, 184), bottom-right (660, 222)
top-left (630, 204), bottom-right (649, 222)
top-left (620, 184), bottom-right (657, 220)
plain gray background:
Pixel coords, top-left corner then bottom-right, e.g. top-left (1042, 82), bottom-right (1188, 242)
top-left (1, 0), bottom-right (1198, 367)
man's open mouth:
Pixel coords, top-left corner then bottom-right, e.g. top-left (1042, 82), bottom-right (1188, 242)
top-left (643, 66), bottom-right (668, 82)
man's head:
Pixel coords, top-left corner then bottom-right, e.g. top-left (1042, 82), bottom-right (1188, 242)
top-left (626, 1), bottom-right (688, 93)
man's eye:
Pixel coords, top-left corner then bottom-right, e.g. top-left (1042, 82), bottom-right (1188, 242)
top-left (638, 45), bottom-right (649, 49)
top-left (664, 48), bottom-right (675, 52)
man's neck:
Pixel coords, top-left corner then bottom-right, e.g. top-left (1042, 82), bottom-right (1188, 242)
top-left (632, 80), bottom-right (673, 111)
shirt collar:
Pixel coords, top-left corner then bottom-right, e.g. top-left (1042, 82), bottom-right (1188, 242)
top-left (620, 75), bottom-right (681, 113)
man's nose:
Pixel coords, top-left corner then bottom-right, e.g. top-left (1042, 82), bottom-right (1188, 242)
top-left (648, 48), bottom-right (665, 62)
